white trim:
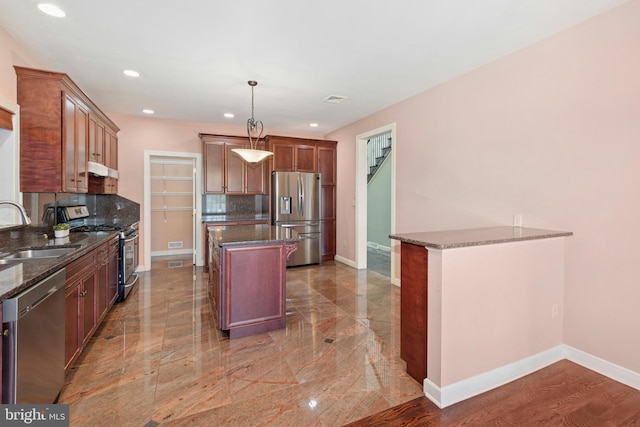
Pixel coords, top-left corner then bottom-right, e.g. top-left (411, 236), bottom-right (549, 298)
top-left (366, 242), bottom-right (391, 252)
top-left (334, 255), bottom-right (357, 268)
top-left (143, 150), bottom-right (203, 271)
top-left (564, 345), bottom-right (640, 392)
top-left (355, 123), bottom-right (397, 273)
top-left (422, 344), bottom-right (640, 408)
top-left (424, 345), bottom-right (565, 408)
top-left (0, 96), bottom-right (21, 207)
top-left (151, 249), bottom-right (193, 257)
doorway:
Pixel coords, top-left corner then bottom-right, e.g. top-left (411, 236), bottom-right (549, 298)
top-left (143, 151), bottom-right (203, 271)
top-left (355, 123), bottom-right (398, 284)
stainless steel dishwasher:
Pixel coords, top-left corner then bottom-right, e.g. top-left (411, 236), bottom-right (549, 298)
top-left (2, 268), bottom-right (66, 403)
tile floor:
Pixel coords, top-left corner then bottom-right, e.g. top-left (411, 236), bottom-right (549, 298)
top-left (59, 256), bottom-right (423, 426)
top-left (366, 247), bottom-right (390, 277)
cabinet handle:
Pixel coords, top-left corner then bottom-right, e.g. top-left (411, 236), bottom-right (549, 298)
top-left (80, 290), bottom-right (88, 297)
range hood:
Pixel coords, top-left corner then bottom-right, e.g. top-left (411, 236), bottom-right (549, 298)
top-left (88, 161), bottom-right (118, 179)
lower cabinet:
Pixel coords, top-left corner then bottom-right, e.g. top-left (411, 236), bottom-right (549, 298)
top-left (208, 240), bottom-right (288, 339)
top-left (203, 221), bottom-right (269, 273)
top-left (64, 237), bottom-right (119, 372)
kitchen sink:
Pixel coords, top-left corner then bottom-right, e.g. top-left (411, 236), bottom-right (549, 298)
top-left (1, 246), bottom-right (79, 260)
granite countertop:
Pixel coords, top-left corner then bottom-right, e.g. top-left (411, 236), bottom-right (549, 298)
top-left (0, 227), bottom-right (119, 300)
top-left (201, 214), bottom-right (269, 224)
top-left (390, 226), bottom-right (573, 250)
top-left (209, 224), bottom-right (301, 247)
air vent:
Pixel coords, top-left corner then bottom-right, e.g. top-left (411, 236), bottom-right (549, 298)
top-left (168, 241), bottom-right (183, 249)
top-left (323, 95), bottom-right (349, 104)
top-left (167, 261), bottom-right (183, 268)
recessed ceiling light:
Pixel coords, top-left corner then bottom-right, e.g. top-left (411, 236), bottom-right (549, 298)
top-left (224, 113), bottom-right (234, 118)
top-left (142, 109), bottom-right (154, 114)
top-left (123, 70), bottom-right (140, 77)
top-left (309, 123), bottom-right (319, 128)
top-left (37, 3), bottom-right (65, 18)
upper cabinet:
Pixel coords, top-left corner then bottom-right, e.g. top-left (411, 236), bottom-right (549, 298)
top-left (15, 66), bottom-right (119, 194)
top-left (266, 136), bottom-right (338, 261)
top-left (266, 136), bottom-right (318, 172)
top-left (200, 134), bottom-right (267, 195)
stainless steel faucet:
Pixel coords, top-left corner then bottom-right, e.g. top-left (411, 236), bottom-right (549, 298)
top-left (0, 200), bottom-right (32, 225)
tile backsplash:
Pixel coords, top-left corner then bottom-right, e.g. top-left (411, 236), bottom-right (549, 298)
top-left (202, 194), bottom-right (268, 216)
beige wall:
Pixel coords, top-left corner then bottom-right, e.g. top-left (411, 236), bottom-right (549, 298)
top-left (328, 0), bottom-right (640, 374)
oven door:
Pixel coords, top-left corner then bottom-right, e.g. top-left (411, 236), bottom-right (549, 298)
top-left (119, 232), bottom-right (139, 301)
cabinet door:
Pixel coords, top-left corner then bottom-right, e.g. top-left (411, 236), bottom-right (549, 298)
top-left (321, 220), bottom-right (336, 260)
top-left (245, 153), bottom-right (266, 194)
top-left (76, 105), bottom-right (89, 192)
top-left (317, 144), bottom-right (336, 185)
top-left (108, 240), bottom-right (119, 305)
top-left (63, 94), bottom-right (77, 191)
top-left (225, 142), bottom-right (245, 194)
top-left (96, 244), bottom-right (108, 321)
top-left (105, 128), bottom-right (118, 169)
top-left (272, 143), bottom-right (296, 171)
top-left (64, 282), bottom-right (81, 371)
top-left (295, 145), bottom-right (317, 172)
top-left (204, 140), bottom-right (225, 193)
top-left (81, 272), bottom-right (97, 347)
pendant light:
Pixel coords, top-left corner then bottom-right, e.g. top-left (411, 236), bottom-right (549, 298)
top-left (231, 80), bottom-right (273, 163)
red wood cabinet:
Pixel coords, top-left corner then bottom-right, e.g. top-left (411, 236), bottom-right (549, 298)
top-left (266, 136), bottom-right (337, 260)
top-left (203, 220), bottom-right (269, 273)
top-left (64, 237), bottom-right (119, 372)
top-left (201, 134), bottom-right (267, 194)
top-left (208, 237), bottom-right (288, 339)
top-left (400, 242), bottom-right (429, 382)
top-left (65, 251), bottom-right (97, 371)
top-left (15, 66), bottom-right (119, 194)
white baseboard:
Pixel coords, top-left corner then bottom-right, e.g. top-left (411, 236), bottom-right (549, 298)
top-left (334, 255), bottom-right (357, 268)
top-left (564, 345), bottom-right (640, 391)
top-left (423, 344), bottom-right (640, 408)
top-left (425, 345), bottom-right (565, 408)
top-left (151, 249), bottom-right (192, 256)
top-left (366, 242), bottom-right (391, 252)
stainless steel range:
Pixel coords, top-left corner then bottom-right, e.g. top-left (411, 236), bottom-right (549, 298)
top-left (52, 205), bottom-right (140, 302)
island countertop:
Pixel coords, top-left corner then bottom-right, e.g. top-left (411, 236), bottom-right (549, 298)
top-left (209, 224), bottom-right (301, 246)
top-left (390, 226), bottom-right (573, 250)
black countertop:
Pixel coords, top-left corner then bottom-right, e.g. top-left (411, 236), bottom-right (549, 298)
top-left (209, 224), bottom-right (301, 247)
top-left (0, 227), bottom-right (118, 301)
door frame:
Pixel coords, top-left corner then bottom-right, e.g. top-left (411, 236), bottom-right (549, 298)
top-left (355, 123), bottom-right (398, 284)
top-left (143, 150), bottom-right (203, 270)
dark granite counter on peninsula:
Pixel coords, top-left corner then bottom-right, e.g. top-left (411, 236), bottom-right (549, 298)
top-left (207, 224), bottom-right (300, 338)
top-left (389, 226), bottom-right (573, 409)
top-left (390, 226), bottom-right (573, 249)
top-left (0, 226), bottom-right (120, 300)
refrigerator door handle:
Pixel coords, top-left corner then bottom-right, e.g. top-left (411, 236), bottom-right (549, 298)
top-left (298, 174), bottom-right (304, 217)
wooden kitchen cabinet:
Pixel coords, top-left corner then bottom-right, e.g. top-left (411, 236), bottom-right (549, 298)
top-left (267, 136), bottom-right (337, 260)
top-left (95, 235), bottom-right (119, 323)
top-left (65, 251), bottom-right (97, 371)
top-left (203, 220), bottom-right (269, 273)
top-left (15, 66), bottom-right (119, 194)
top-left (201, 134), bottom-right (268, 195)
top-left (208, 231), bottom-right (290, 339)
top-left (87, 114), bottom-right (118, 194)
top-left (266, 136), bottom-right (317, 172)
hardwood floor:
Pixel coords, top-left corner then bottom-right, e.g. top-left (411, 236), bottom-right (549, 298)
top-left (345, 359), bottom-right (640, 426)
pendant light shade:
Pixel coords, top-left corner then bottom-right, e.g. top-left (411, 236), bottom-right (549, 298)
top-left (231, 80), bottom-right (273, 163)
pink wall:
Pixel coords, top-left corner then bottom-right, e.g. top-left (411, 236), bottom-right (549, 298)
top-left (328, 0), bottom-right (640, 374)
top-left (0, 26), bottom-right (43, 102)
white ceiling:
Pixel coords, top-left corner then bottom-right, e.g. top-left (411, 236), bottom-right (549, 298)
top-left (0, 0), bottom-right (630, 135)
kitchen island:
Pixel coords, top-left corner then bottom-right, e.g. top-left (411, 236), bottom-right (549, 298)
top-left (208, 224), bottom-right (300, 338)
top-left (390, 226), bottom-right (572, 408)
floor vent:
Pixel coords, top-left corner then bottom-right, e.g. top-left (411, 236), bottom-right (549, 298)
top-left (168, 261), bottom-right (183, 268)
top-left (168, 241), bottom-right (183, 249)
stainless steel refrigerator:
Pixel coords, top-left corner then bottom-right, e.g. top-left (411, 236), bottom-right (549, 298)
top-left (271, 171), bottom-right (321, 266)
